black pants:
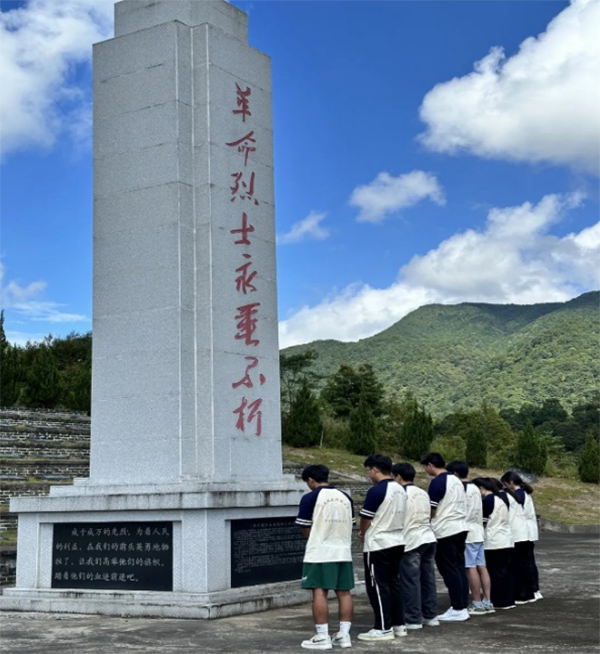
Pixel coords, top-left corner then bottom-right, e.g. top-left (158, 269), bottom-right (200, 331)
top-left (364, 545), bottom-right (405, 630)
top-left (400, 541), bottom-right (438, 624)
top-left (485, 548), bottom-right (515, 608)
top-left (529, 542), bottom-right (540, 592)
top-left (513, 541), bottom-right (536, 601)
top-left (435, 531), bottom-right (469, 610)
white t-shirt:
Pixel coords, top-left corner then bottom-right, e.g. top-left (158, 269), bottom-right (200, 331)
top-left (506, 492), bottom-right (529, 543)
top-left (523, 492), bottom-right (539, 542)
top-left (483, 494), bottom-right (513, 550)
top-left (296, 486), bottom-right (355, 563)
top-left (403, 484), bottom-right (437, 552)
top-left (428, 472), bottom-right (467, 539)
top-left (360, 479), bottom-right (406, 553)
top-left (464, 481), bottom-right (485, 544)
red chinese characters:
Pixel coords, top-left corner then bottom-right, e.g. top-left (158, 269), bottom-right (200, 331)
top-left (232, 83), bottom-right (252, 122)
top-left (228, 81), bottom-right (265, 437)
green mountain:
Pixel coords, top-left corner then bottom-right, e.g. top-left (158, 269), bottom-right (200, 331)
top-left (282, 291), bottom-right (600, 417)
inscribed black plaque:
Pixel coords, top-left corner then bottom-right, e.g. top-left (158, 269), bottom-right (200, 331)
top-left (51, 521), bottom-right (173, 591)
top-left (231, 516), bottom-right (304, 588)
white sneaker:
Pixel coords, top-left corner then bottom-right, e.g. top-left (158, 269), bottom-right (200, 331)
top-left (331, 632), bottom-right (352, 649)
top-left (423, 617), bottom-right (440, 626)
top-left (357, 629), bottom-right (394, 642)
top-left (438, 608), bottom-right (470, 622)
top-left (405, 623), bottom-right (423, 630)
top-left (436, 607), bottom-right (454, 620)
top-left (301, 634), bottom-right (333, 650)
top-left (392, 626), bottom-right (407, 637)
top-left (534, 591), bottom-right (544, 600)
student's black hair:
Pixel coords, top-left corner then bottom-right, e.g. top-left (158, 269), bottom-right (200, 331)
top-left (301, 464), bottom-right (329, 483)
top-left (420, 452), bottom-right (446, 469)
top-left (391, 462), bottom-right (416, 482)
top-left (364, 454), bottom-right (392, 475)
top-left (446, 460), bottom-right (469, 479)
top-left (500, 470), bottom-right (534, 494)
top-left (472, 477), bottom-right (501, 496)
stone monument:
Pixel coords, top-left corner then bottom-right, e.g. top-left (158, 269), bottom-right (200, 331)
top-left (1, 0), bottom-right (307, 618)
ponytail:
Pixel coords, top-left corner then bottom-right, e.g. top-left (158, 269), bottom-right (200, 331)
top-left (501, 470), bottom-right (534, 495)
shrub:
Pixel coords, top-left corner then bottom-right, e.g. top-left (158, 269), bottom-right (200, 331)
top-left (578, 432), bottom-right (600, 483)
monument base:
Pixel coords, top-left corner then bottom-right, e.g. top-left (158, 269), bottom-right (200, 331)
top-left (0, 582), bottom-right (314, 619)
top-left (0, 477), bottom-right (336, 618)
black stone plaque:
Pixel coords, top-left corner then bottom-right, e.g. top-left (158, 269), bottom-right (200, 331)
top-left (51, 521), bottom-right (173, 591)
top-left (231, 516), bottom-right (305, 588)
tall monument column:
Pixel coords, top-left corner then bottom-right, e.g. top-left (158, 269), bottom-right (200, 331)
top-left (92, 0), bottom-right (282, 484)
top-left (1, 0), bottom-right (307, 618)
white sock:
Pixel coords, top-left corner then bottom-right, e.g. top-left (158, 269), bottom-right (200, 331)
top-left (339, 621), bottom-right (351, 636)
top-left (315, 624), bottom-right (328, 636)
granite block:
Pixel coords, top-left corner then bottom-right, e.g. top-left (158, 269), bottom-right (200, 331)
top-left (92, 308), bottom-right (180, 358)
top-left (95, 101), bottom-right (192, 157)
top-left (94, 221), bottom-right (181, 277)
top-left (115, 0), bottom-right (248, 43)
top-left (95, 142), bottom-right (193, 197)
top-left (94, 61), bottom-right (179, 118)
top-left (193, 25), bottom-right (271, 92)
top-left (94, 183), bottom-right (182, 237)
top-left (94, 22), bottom-right (182, 82)
top-left (92, 349), bottom-right (181, 400)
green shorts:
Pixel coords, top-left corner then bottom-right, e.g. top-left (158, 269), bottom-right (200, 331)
top-left (301, 562), bottom-right (355, 591)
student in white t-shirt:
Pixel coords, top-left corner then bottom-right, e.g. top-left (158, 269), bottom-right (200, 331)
top-left (472, 477), bottom-right (516, 610)
top-left (421, 452), bottom-right (469, 622)
top-left (358, 454), bottom-right (407, 643)
top-left (446, 460), bottom-right (494, 615)
top-left (392, 462), bottom-right (439, 630)
top-left (296, 464), bottom-right (355, 650)
top-left (501, 471), bottom-right (540, 602)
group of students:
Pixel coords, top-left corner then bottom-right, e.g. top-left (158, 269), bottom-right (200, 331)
top-left (294, 451), bottom-right (541, 650)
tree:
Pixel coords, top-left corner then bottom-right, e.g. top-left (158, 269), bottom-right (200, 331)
top-left (578, 432), bottom-right (600, 483)
top-left (64, 356), bottom-right (92, 413)
top-left (322, 364), bottom-right (362, 419)
top-left (279, 349), bottom-right (318, 413)
top-left (281, 377), bottom-right (323, 448)
top-left (401, 396), bottom-right (434, 460)
top-left (515, 421), bottom-right (547, 476)
top-left (322, 363), bottom-right (384, 419)
top-left (465, 414), bottom-right (487, 467)
top-left (23, 344), bottom-right (62, 408)
top-left (0, 311), bottom-right (22, 406)
top-left (348, 390), bottom-right (378, 455)
top-left (480, 402), bottom-right (516, 469)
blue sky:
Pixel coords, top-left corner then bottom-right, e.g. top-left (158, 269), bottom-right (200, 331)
top-left (1, 0), bottom-right (598, 347)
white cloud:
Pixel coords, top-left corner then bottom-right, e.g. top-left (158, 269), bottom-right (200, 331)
top-left (0, 0), bottom-right (114, 158)
top-left (350, 170), bottom-right (445, 223)
top-left (0, 262), bottom-right (88, 325)
top-left (277, 211), bottom-right (330, 245)
top-left (11, 301), bottom-right (87, 323)
top-left (418, 0), bottom-right (600, 173)
top-left (279, 192), bottom-right (599, 348)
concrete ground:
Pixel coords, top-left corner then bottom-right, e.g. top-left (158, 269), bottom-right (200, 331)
top-left (1, 532), bottom-right (598, 654)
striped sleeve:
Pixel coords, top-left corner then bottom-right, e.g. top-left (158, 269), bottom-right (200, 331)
top-left (428, 473), bottom-right (447, 510)
top-left (359, 481), bottom-right (388, 520)
top-left (482, 494), bottom-right (494, 525)
top-left (295, 489), bottom-right (318, 528)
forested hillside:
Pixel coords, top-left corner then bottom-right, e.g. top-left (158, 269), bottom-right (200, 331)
top-left (282, 291), bottom-right (599, 417)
